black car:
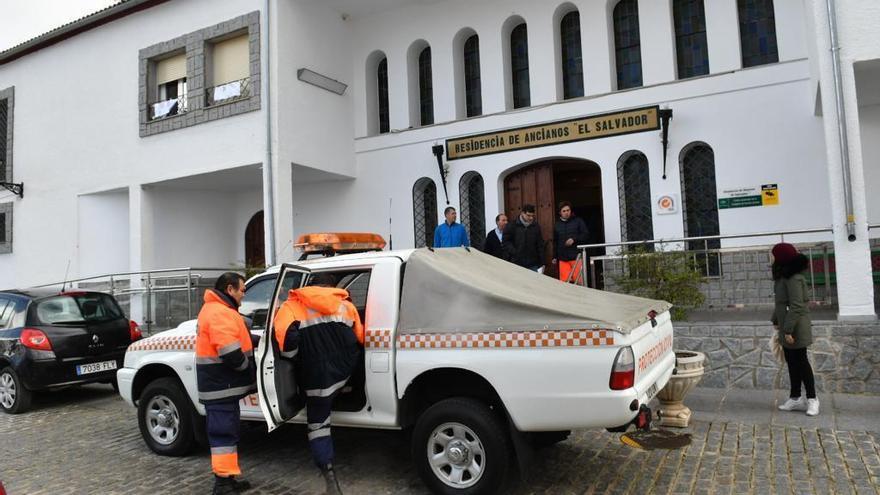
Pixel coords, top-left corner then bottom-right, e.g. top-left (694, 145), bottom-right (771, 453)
top-left (0, 289), bottom-right (142, 413)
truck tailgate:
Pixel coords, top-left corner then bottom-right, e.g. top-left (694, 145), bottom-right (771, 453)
top-left (628, 311), bottom-right (675, 401)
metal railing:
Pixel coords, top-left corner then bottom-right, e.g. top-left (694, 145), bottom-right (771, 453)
top-left (576, 227), bottom-right (846, 308)
top-left (205, 77), bottom-right (251, 106)
top-left (34, 267), bottom-right (233, 335)
top-left (148, 95), bottom-right (188, 120)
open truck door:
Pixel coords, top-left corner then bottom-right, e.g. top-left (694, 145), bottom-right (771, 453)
top-left (256, 263), bottom-right (310, 432)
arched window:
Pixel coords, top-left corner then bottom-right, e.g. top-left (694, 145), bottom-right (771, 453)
top-left (464, 35), bottom-right (482, 117)
top-left (560, 10), bottom-right (584, 99)
top-left (418, 47), bottom-right (434, 125)
top-left (674, 0), bottom-right (709, 78)
top-left (413, 178), bottom-right (438, 248)
top-left (738, 0), bottom-right (778, 68)
top-left (680, 143), bottom-right (720, 275)
top-left (510, 23), bottom-right (530, 108)
top-left (613, 0), bottom-right (642, 90)
top-left (459, 172), bottom-right (486, 250)
top-left (377, 58), bottom-right (389, 133)
top-left (617, 152), bottom-right (654, 243)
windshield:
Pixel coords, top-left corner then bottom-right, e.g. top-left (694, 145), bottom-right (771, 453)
top-left (35, 293), bottom-right (125, 324)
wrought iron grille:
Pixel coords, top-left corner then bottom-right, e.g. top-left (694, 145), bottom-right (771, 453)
top-left (378, 58), bottom-right (390, 134)
top-left (206, 77), bottom-right (251, 106)
top-left (617, 152), bottom-right (654, 244)
top-left (413, 178), bottom-right (438, 248)
top-left (464, 35), bottom-right (482, 117)
top-left (0, 98), bottom-right (7, 181)
top-left (148, 96), bottom-right (187, 120)
top-left (459, 172), bottom-right (486, 250)
top-left (510, 23), bottom-right (530, 108)
top-left (613, 0), bottom-right (643, 90)
top-left (561, 11), bottom-right (584, 99)
top-left (680, 144), bottom-right (721, 276)
top-left (738, 0), bottom-right (778, 68)
top-left (419, 47), bottom-right (434, 126)
top-left (674, 0), bottom-right (709, 78)
top-left (0, 212), bottom-right (5, 243)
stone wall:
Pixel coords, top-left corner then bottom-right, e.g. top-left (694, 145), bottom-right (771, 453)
top-left (674, 321), bottom-right (880, 394)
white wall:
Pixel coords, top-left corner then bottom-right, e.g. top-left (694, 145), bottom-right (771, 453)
top-left (0, 0), bottom-right (265, 287)
top-left (77, 189), bottom-right (130, 278)
top-left (858, 105), bottom-right (880, 226)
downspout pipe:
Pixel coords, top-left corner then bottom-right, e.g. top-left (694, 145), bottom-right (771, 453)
top-left (262, 0), bottom-right (277, 265)
top-left (826, 0), bottom-right (857, 241)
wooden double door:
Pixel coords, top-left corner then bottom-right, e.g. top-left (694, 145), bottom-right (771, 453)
top-left (503, 160), bottom-right (604, 279)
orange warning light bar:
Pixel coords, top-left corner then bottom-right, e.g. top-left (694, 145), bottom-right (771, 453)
top-left (295, 232), bottom-right (387, 253)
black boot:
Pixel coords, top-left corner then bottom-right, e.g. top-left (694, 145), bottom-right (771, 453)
top-left (229, 476), bottom-right (252, 492)
top-left (212, 476), bottom-right (237, 495)
top-left (321, 465), bottom-right (343, 495)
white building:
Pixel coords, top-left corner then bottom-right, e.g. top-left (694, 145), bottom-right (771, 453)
top-left (0, 0), bottom-right (875, 319)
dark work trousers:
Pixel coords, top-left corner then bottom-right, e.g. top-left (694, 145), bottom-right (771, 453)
top-left (205, 401), bottom-right (242, 477)
top-left (783, 347), bottom-right (816, 399)
top-left (305, 388), bottom-right (346, 469)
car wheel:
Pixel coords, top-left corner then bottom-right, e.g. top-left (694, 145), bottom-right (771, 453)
top-left (0, 367), bottom-right (32, 414)
top-left (138, 377), bottom-right (197, 456)
top-left (412, 397), bottom-right (511, 495)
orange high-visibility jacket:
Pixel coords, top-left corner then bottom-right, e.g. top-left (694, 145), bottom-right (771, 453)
top-left (195, 290), bottom-right (256, 404)
top-left (274, 286), bottom-right (364, 349)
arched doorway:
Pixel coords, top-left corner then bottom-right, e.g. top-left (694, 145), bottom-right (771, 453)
top-left (503, 159), bottom-right (604, 282)
top-left (245, 211), bottom-right (265, 268)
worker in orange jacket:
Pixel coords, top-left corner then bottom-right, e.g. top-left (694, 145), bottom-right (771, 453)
top-left (196, 272), bottom-right (256, 495)
top-left (274, 272), bottom-right (363, 495)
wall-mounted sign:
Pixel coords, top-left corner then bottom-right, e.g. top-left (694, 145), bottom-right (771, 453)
top-left (718, 183), bottom-right (780, 209)
top-left (656, 194), bottom-right (678, 215)
top-left (761, 184), bottom-right (779, 205)
top-left (445, 106), bottom-right (660, 160)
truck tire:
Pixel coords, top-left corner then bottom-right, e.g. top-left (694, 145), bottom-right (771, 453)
top-left (138, 377), bottom-right (198, 456)
top-left (0, 367), bottom-right (32, 414)
top-left (412, 397), bottom-right (511, 495)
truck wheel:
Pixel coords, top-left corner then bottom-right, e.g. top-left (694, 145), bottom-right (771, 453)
top-left (0, 367), bottom-right (32, 414)
top-left (138, 377), bottom-right (197, 456)
top-left (412, 397), bottom-right (511, 495)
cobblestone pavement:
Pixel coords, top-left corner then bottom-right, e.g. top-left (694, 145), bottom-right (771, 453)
top-left (1, 385), bottom-right (879, 494)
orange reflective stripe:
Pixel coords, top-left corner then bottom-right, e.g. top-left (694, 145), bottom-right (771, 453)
top-left (211, 452), bottom-right (241, 477)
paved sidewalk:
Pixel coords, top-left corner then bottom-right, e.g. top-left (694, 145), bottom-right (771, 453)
top-left (0, 385), bottom-right (878, 494)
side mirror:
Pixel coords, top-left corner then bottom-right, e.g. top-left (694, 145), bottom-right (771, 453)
top-left (251, 308), bottom-right (269, 329)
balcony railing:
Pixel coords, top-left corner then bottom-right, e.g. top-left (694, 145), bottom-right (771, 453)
top-left (206, 77), bottom-right (251, 106)
top-left (148, 95), bottom-right (187, 121)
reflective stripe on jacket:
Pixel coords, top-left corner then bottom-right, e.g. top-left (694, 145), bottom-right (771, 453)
top-left (273, 286), bottom-right (363, 396)
top-left (195, 289), bottom-right (256, 404)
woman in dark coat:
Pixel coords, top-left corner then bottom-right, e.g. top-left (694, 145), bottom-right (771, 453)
top-left (771, 242), bottom-right (818, 416)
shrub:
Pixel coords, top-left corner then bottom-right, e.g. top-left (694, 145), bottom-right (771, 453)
top-left (611, 246), bottom-right (706, 320)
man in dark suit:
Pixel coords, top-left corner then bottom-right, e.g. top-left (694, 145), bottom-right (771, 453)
top-left (483, 213), bottom-right (508, 259)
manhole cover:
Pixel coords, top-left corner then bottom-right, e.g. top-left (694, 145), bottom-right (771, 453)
top-left (620, 429), bottom-right (692, 451)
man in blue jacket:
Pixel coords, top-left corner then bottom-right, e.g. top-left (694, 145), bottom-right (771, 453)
top-left (433, 206), bottom-right (470, 248)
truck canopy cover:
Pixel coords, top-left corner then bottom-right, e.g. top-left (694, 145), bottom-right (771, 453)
top-left (398, 248), bottom-right (672, 335)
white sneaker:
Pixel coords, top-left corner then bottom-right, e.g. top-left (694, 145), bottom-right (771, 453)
top-left (806, 398), bottom-right (820, 416)
top-left (778, 396), bottom-right (807, 411)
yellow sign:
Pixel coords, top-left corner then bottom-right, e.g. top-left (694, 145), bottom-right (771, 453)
top-left (761, 184), bottom-right (779, 206)
top-left (446, 106), bottom-right (661, 160)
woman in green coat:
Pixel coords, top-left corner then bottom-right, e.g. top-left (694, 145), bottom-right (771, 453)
top-left (770, 243), bottom-right (818, 416)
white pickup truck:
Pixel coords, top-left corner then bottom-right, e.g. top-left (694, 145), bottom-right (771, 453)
top-left (118, 247), bottom-right (675, 494)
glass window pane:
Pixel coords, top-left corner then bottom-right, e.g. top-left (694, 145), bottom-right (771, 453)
top-left (419, 47), bottom-right (434, 125)
top-left (511, 23), bottom-right (530, 108)
top-left (464, 35), bottom-right (482, 117)
top-left (413, 178), bottom-right (438, 248)
top-left (738, 0), bottom-right (778, 68)
top-left (681, 144), bottom-right (721, 276)
top-left (459, 172), bottom-right (486, 250)
top-left (674, 0), bottom-right (709, 78)
top-left (377, 58), bottom-right (390, 134)
top-left (561, 11), bottom-right (584, 99)
top-left (617, 153), bottom-right (654, 243)
top-left (613, 0), bottom-right (642, 90)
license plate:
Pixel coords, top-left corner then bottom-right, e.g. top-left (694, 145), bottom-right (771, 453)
top-left (645, 381), bottom-right (659, 400)
top-left (76, 360), bottom-right (117, 375)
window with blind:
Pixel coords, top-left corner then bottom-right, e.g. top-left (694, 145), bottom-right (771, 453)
top-left (208, 34), bottom-right (250, 105)
top-left (152, 53), bottom-right (187, 119)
